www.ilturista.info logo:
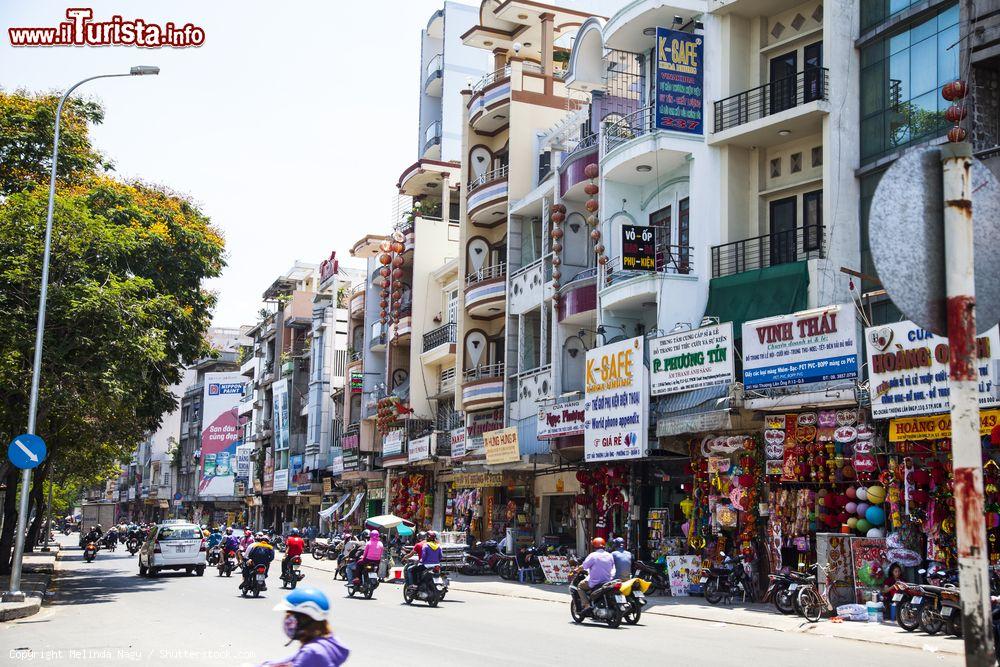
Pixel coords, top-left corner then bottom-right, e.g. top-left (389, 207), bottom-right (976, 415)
top-left (8, 8), bottom-right (205, 48)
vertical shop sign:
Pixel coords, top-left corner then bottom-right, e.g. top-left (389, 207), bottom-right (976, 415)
top-left (654, 27), bottom-right (704, 134)
top-left (584, 336), bottom-right (648, 462)
top-left (198, 372), bottom-right (244, 496)
top-left (620, 225), bottom-right (656, 271)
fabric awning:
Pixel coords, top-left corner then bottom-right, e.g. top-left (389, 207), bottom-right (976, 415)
top-left (703, 261), bottom-right (809, 339)
top-left (317, 493), bottom-right (350, 519)
top-left (342, 492), bottom-right (366, 520)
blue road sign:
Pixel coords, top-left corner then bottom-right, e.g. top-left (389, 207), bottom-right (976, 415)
top-left (8, 434), bottom-right (46, 470)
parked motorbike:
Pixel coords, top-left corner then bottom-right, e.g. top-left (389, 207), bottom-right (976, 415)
top-left (702, 553), bottom-right (755, 605)
top-left (241, 563), bottom-right (268, 598)
top-left (568, 569), bottom-right (629, 628)
top-left (311, 538), bottom-right (331, 561)
top-left (514, 545), bottom-right (545, 582)
top-left (633, 560), bottom-right (672, 596)
top-left (206, 546), bottom-right (221, 566)
top-left (461, 540), bottom-right (503, 576)
top-left (403, 563), bottom-right (447, 607)
top-left (281, 555), bottom-right (306, 590)
top-left (906, 567), bottom-right (960, 636)
top-left (346, 561), bottom-right (379, 600)
top-left (83, 541), bottom-right (98, 563)
top-left (763, 565), bottom-right (815, 615)
top-left (619, 577), bottom-right (650, 624)
top-left (217, 549), bottom-right (238, 577)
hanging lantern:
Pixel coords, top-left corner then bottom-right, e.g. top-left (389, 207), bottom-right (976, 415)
top-left (584, 183), bottom-right (599, 196)
top-left (379, 299), bottom-right (388, 308)
top-left (392, 255), bottom-right (404, 267)
top-left (391, 241), bottom-right (405, 253)
top-left (552, 242), bottom-right (562, 253)
top-left (551, 211), bottom-right (565, 224)
top-left (595, 243), bottom-right (605, 254)
top-left (945, 105), bottom-right (968, 123)
top-left (948, 126), bottom-right (968, 142)
top-left (598, 255), bottom-right (609, 265)
top-left (552, 280), bottom-right (560, 289)
top-left (590, 229), bottom-right (601, 241)
top-left (551, 227), bottom-right (564, 239)
top-left (552, 257), bottom-right (561, 266)
top-left (585, 199), bottom-right (599, 212)
top-left (379, 267), bottom-right (391, 278)
top-left (380, 309), bottom-right (387, 318)
top-left (942, 80), bottom-right (969, 101)
top-left (552, 269), bottom-right (562, 280)
top-left (392, 267), bottom-right (404, 279)
top-left (584, 163), bottom-right (599, 179)
top-left (379, 253), bottom-right (391, 265)
top-left (586, 214), bottom-right (598, 227)
top-left (553, 203), bottom-right (567, 214)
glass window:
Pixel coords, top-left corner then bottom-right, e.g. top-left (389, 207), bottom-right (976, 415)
top-left (859, 4), bottom-right (957, 164)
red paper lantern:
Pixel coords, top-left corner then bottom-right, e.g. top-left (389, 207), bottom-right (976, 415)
top-left (585, 199), bottom-right (599, 213)
top-left (584, 163), bottom-right (599, 179)
top-left (584, 183), bottom-right (599, 196)
top-left (942, 80), bottom-right (969, 101)
top-left (945, 105), bottom-right (968, 123)
top-left (551, 211), bottom-right (565, 224)
top-left (948, 126), bottom-right (968, 142)
top-left (379, 253), bottom-right (391, 265)
top-left (551, 227), bottom-right (564, 239)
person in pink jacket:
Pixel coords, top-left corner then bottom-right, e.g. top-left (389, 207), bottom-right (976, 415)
top-left (349, 530), bottom-right (384, 585)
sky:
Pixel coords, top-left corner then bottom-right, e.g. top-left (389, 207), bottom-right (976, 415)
top-left (0, 0), bottom-right (453, 327)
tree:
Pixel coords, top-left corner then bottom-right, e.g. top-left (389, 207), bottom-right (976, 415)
top-left (0, 92), bottom-right (225, 570)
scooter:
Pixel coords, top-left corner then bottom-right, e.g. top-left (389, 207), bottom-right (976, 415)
top-left (218, 549), bottom-right (238, 577)
top-left (280, 555), bottom-right (306, 589)
top-left (346, 561), bottom-right (379, 599)
top-left (126, 537), bottom-right (141, 555)
top-left (206, 546), bottom-right (222, 566)
top-left (83, 541), bottom-right (98, 563)
top-left (241, 563), bottom-right (268, 598)
top-left (619, 577), bottom-right (650, 624)
top-left (403, 564), bottom-right (447, 607)
top-left (568, 569), bottom-right (629, 628)
top-left (633, 560), bottom-right (671, 596)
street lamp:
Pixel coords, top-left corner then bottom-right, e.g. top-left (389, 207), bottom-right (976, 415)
top-left (2, 66), bottom-right (159, 603)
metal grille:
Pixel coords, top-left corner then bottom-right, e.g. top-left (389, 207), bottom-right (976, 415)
top-left (602, 48), bottom-right (647, 122)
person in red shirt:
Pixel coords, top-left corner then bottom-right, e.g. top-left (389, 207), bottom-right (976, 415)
top-left (402, 532), bottom-right (428, 587)
top-left (282, 528), bottom-right (306, 581)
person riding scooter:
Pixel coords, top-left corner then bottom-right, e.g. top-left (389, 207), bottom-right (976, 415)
top-left (81, 524), bottom-right (103, 548)
top-left (402, 532), bottom-right (428, 587)
top-left (576, 537), bottom-right (615, 612)
top-left (282, 528), bottom-right (306, 580)
top-left (240, 533), bottom-right (276, 592)
top-left (348, 530), bottom-right (383, 586)
top-left (411, 531), bottom-right (443, 589)
top-left (220, 527), bottom-right (240, 570)
top-left (611, 537), bottom-right (633, 580)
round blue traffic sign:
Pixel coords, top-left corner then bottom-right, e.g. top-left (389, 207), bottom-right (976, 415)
top-left (8, 434), bottom-right (46, 470)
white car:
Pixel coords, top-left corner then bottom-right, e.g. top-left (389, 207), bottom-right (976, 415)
top-left (138, 523), bottom-right (207, 577)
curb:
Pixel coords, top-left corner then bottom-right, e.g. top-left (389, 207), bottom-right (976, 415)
top-left (0, 598), bottom-right (41, 622)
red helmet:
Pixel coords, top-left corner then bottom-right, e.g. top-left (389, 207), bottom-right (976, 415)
top-left (591, 537), bottom-right (606, 549)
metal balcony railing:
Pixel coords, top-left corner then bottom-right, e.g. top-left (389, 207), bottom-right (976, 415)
top-left (604, 105), bottom-right (654, 153)
top-left (713, 68), bottom-right (829, 133)
top-left (348, 349), bottom-right (362, 363)
top-left (466, 262), bottom-right (506, 287)
top-left (468, 164), bottom-right (509, 191)
top-left (423, 120), bottom-right (442, 154)
top-left (566, 132), bottom-right (599, 159)
top-left (603, 245), bottom-right (693, 287)
top-left (423, 322), bottom-right (457, 352)
top-left (471, 65), bottom-right (510, 94)
top-left (425, 53), bottom-right (443, 81)
top-left (710, 225), bottom-right (824, 278)
top-left (463, 362), bottom-right (505, 382)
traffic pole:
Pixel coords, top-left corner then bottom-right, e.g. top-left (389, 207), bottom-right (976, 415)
top-left (941, 141), bottom-right (995, 665)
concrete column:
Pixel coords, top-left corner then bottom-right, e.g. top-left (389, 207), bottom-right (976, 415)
top-left (540, 13), bottom-right (554, 95)
top-left (493, 48), bottom-right (507, 72)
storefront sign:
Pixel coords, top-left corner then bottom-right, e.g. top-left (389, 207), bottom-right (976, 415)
top-left (585, 336), bottom-right (648, 462)
top-left (198, 371), bottom-right (244, 497)
top-left (273, 468), bottom-right (289, 493)
top-left (888, 409), bottom-right (1000, 441)
top-left (367, 486), bottom-right (386, 500)
top-left (262, 450), bottom-right (274, 495)
top-left (322, 477), bottom-right (333, 494)
top-left (620, 224), bottom-right (656, 271)
top-left (537, 400), bottom-right (585, 439)
top-left (350, 371), bottom-right (363, 394)
top-left (235, 444), bottom-right (253, 482)
top-left (656, 410), bottom-right (733, 437)
top-left (743, 305), bottom-right (858, 389)
top-left (449, 472), bottom-right (509, 488)
top-left (865, 321), bottom-right (999, 419)
top-left (537, 556), bottom-right (571, 583)
top-left (341, 432), bottom-right (359, 450)
top-left (383, 429), bottom-right (403, 456)
top-left (328, 448), bottom-right (343, 475)
top-left (449, 427), bottom-right (466, 458)
top-left (273, 379), bottom-right (290, 450)
top-left (342, 448), bottom-right (359, 472)
top-left (650, 323), bottom-right (734, 396)
top-left (466, 409), bottom-right (502, 454)
top-left (483, 427), bottom-right (520, 465)
top-left (664, 555), bottom-right (701, 596)
top-left (408, 435), bottom-right (431, 462)
top-left (654, 27), bottom-right (704, 134)
top-left (851, 537), bottom-right (889, 604)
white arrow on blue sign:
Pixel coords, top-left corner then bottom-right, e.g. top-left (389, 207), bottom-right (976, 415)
top-left (8, 434), bottom-right (46, 470)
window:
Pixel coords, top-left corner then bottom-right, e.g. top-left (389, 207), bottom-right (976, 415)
top-left (811, 146), bottom-right (823, 167)
top-left (790, 152), bottom-right (802, 173)
top-left (803, 190), bottom-right (823, 252)
top-left (649, 204), bottom-right (671, 272)
top-left (859, 5), bottom-right (959, 163)
top-left (447, 289), bottom-right (458, 324)
top-left (677, 198), bottom-right (690, 274)
top-left (769, 197), bottom-right (798, 266)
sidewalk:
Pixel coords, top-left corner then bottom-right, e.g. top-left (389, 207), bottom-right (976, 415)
top-left (0, 544), bottom-right (61, 621)
top-left (299, 553), bottom-right (961, 656)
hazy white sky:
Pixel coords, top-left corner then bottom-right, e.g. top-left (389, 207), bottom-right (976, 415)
top-left (0, 0), bottom-right (452, 327)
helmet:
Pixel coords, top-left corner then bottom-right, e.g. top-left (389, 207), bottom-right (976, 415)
top-left (369, 530), bottom-right (380, 540)
top-left (273, 587), bottom-right (330, 621)
top-left (417, 531), bottom-right (428, 541)
top-left (612, 537), bottom-right (625, 548)
top-left (362, 530), bottom-right (371, 540)
top-left (255, 531), bottom-right (264, 540)
top-left (290, 528), bottom-right (299, 536)
top-left (201, 524), bottom-right (207, 529)
top-left (591, 537), bottom-right (606, 549)
top-left (245, 528), bottom-right (252, 536)
top-left (259, 534), bottom-right (271, 543)
top-left (427, 531), bottom-right (438, 541)
top-left (225, 527), bottom-right (233, 534)
top-left (96, 524), bottom-right (102, 530)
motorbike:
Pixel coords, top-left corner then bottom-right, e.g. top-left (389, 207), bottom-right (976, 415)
top-left (280, 555), bottom-right (306, 589)
top-left (514, 545), bottom-right (545, 583)
top-left (100, 533), bottom-right (118, 552)
top-left (619, 577), bottom-right (651, 624)
top-left (346, 560), bottom-right (379, 600)
top-left (241, 563), bottom-right (268, 598)
top-left (272, 535), bottom-right (286, 553)
top-left (218, 549), bottom-right (238, 577)
top-left (906, 567), bottom-right (960, 636)
top-left (568, 569), bottom-right (630, 628)
top-left (702, 553), bottom-right (755, 605)
top-left (763, 565), bottom-right (815, 615)
top-left (461, 540), bottom-right (504, 576)
top-left (889, 580), bottom-right (923, 632)
top-left (633, 560), bottom-right (672, 596)
top-left (206, 546), bottom-right (221, 566)
top-left (83, 541), bottom-right (98, 562)
top-left (335, 546), bottom-right (362, 581)
top-left (403, 563), bottom-right (448, 607)
top-left (125, 537), bottom-right (141, 555)
top-left (311, 538), bottom-right (331, 561)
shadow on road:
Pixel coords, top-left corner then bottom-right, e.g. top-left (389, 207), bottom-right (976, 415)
top-left (49, 561), bottom-right (167, 606)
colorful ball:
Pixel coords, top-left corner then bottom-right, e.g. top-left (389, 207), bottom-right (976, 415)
top-left (847, 517), bottom-right (858, 529)
top-left (845, 487), bottom-right (857, 499)
top-left (866, 527), bottom-right (885, 539)
top-left (856, 502), bottom-right (870, 517)
top-left (846, 502), bottom-right (858, 514)
top-left (856, 487), bottom-right (868, 502)
top-left (865, 505), bottom-right (886, 526)
top-left (866, 485), bottom-right (886, 505)
top-left (856, 519), bottom-right (872, 533)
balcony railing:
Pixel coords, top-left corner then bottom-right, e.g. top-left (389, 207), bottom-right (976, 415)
top-left (438, 367), bottom-right (456, 395)
top-left (466, 262), bottom-right (506, 287)
top-left (604, 246), bottom-right (693, 287)
top-left (711, 225), bottom-right (825, 278)
top-left (423, 120), bottom-right (442, 154)
top-left (423, 322), bottom-right (456, 352)
top-left (348, 349), bottom-right (362, 363)
top-left (468, 164), bottom-right (509, 191)
top-left (471, 66), bottom-right (510, 95)
top-left (369, 322), bottom-right (385, 349)
top-left (424, 53), bottom-right (443, 81)
top-left (714, 68), bottom-right (829, 134)
top-left (566, 132), bottom-right (599, 159)
top-left (604, 104), bottom-right (654, 153)
top-left (464, 362), bottom-right (505, 382)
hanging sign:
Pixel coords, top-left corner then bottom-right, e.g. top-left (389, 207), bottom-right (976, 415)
top-left (649, 322), bottom-right (734, 396)
top-left (654, 27), bottom-right (704, 134)
top-left (483, 427), bottom-right (520, 465)
top-left (537, 399), bottom-right (585, 439)
top-left (584, 336), bottom-right (648, 462)
top-left (383, 429), bottom-right (404, 456)
top-left (620, 225), bottom-right (656, 271)
top-left (888, 409), bottom-right (1000, 441)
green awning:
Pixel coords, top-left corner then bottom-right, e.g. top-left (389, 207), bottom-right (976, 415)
top-left (704, 261), bottom-right (809, 339)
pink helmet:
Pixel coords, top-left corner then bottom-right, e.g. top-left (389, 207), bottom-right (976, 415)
top-left (370, 530), bottom-right (380, 539)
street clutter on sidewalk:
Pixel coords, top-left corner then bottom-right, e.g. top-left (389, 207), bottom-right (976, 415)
top-left (0, 545), bottom-right (60, 621)
top-left (299, 552), bottom-right (961, 656)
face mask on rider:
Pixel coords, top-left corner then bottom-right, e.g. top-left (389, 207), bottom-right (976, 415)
top-left (283, 613), bottom-right (299, 641)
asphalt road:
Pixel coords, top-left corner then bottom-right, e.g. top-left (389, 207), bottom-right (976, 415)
top-left (0, 538), bottom-right (961, 666)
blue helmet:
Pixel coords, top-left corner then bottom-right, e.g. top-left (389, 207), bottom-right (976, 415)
top-left (273, 587), bottom-right (330, 621)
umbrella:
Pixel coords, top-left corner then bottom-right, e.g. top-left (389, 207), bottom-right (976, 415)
top-left (364, 514), bottom-right (415, 531)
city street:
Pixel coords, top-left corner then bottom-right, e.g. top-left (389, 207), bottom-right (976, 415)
top-left (0, 538), bottom-right (961, 666)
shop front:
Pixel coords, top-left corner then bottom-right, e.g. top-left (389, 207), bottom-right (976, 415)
top-left (439, 471), bottom-right (532, 547)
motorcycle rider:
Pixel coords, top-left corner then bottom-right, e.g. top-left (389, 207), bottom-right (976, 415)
top-left (82, 524), bottom-right (103, 548)
top-left (282, 528), bottom-right (306, 581)
top-left (220, 527), bottom-right (240, 571)
top-left (349, 530), bottom-right (384, 586)
top-left (265, 588), bottom-right (349, 667)
top-left (238, 528), bottom-right (255, 563)
top-left (207, 526), bottom-right (224, 550)
top-left (611, 537), bottom-right (633, 580)
top-left (576, 537), bottom-right (615, 612)
top-left (343, 530), bottom-right (368, 584)
top-left (411, 530), bottom-right (442, 590)
top-left (402, 532), bottom-right (428, 587)
top-left (240, 533), bottom-right (276, 592)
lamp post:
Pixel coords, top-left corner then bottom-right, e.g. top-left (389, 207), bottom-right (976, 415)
top-left (2, 66), bottom-right (159, 603)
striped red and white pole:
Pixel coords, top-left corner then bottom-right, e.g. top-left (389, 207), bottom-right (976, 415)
top-left (941, 140), bottom-right (995, 666)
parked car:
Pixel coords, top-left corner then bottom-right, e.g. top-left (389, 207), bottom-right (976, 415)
top-left (138, 522), bottom-right (207, 577)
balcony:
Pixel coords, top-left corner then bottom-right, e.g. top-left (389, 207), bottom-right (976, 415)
top-left (462, 362), bottom-right (505, 411)
top-left (711, 225), bottom-right (824, 279)
top-left (424, 53), bottom-right (443, 96)
top-left (421, 322), bottom-right (456, 365)
top-left (464, 262), bottom-right (507, 318)
top-left (422, 120), bottom-right (442, 159)
top-left (558, 267), bottom-right (598, 325)
top-left (601, 105), bottom-right (698, 185)
top-left (349, 288), bottom-right (365, 318)
top-left (601, 246), bottom-right (697, 315)
top-left (467, 165), bottom-right (509, 227)
top-left (434, 366), bottom-right (457, 398)
top-left (560, 134), bottom-right (600, 201)
top-left (468, 66), bottom-right (511, 134)
top-left (710, 69), bottom-right (829, 148)
top-left (369, 321), bottom-right (386, 352)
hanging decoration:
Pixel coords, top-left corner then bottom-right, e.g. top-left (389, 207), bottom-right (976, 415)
top-left (942, 79), bottom-right (969, 143)
top-left (550, 203), bottom-right (566, 303)
top-left (582, 163), bottom-right (605, 266)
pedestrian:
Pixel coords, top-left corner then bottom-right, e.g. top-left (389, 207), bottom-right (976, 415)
top-left (263, 588), bottom-right (349, 666)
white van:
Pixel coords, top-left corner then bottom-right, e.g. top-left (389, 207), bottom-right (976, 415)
top-left (138, 522), bottom-right (207, 577)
